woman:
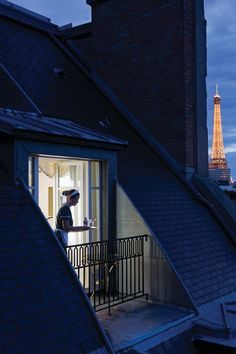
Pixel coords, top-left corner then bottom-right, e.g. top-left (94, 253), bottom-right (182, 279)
top-left (55, 189), bottom-right (90, 248)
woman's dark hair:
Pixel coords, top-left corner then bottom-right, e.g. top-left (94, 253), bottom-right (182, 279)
top-left (62, 189), bottom-right (80, 198)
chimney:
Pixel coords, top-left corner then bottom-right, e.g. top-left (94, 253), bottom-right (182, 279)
top-left (86, 0), bottom-right (208, 177)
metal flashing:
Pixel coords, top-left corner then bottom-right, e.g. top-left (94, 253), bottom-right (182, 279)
top-left (0, 108), bottom-right (128, 147)
top-left (0, 0), bottom-right (51, 23)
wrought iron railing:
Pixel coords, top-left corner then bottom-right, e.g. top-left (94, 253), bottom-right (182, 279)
top-left (66, 235), bottom-right (148, 313)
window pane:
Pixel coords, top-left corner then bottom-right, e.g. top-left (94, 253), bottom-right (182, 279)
top-left (28, 157), bottom-right (33, 188)
top-left (90, 161), bottom-right (100, 188)
top-left (28, 156), bottom-right (37, 200)
top-left (90, 189), bottom-right (100, 242)
top-left (58, 165), bottom-right (76, 188)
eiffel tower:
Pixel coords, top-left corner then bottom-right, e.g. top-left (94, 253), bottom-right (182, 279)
top-left (209, 85), bottom-right (231, 184)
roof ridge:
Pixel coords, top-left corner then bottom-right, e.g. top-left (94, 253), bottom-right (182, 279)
top-left (0, 0), bottom-right (59, 34)
top-left (0, 0), bottom-right (51, 22)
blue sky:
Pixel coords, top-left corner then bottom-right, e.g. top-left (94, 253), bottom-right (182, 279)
top-left (11, 0), bottom-right (236, 179)
top-left (12, 0), bottom-right (91, 25)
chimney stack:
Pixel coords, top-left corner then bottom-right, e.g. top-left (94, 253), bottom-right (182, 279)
top-left (87, 0), bottom-right (208, 177)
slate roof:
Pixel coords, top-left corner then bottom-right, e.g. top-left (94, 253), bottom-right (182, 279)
top-left (1, 0), bottom-right (236, 313)
top-left (116, 142), bottom-right (236, 306)
top-left (147, 329), bottom-right (198, 354)
top-left (0, 10), bottom-right (98, 122)
top-left (0, 108), bottom-right (127, 147)
top-left (0, 65), bottom-right (36, 112)
top-left (0, 165), bottom-right (110, 354)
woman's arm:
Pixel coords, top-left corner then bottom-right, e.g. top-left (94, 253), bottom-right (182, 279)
top-left (62, 219), bottom-right (91, 232)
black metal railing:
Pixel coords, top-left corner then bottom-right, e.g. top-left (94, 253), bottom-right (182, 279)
top-left (66, 235), bottom-right (148, 313)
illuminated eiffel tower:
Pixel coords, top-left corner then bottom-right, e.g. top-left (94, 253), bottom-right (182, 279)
top-left (209, 85), bottom-right (231, 184)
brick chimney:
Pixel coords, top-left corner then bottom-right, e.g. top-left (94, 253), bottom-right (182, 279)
top-left (86, 0), bottom-right (208, 177)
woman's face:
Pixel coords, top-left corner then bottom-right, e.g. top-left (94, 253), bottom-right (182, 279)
top-left (71, 194), bottom-right (80, 206)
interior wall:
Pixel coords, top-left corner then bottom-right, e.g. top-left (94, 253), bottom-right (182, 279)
top-left (38, 168), bottom-right (54, 229)
top-left (116, 184), bottom-right (193, 309)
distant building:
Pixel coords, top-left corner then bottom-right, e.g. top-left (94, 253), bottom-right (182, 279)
top-left (209, 85), bottom-right (231, 184)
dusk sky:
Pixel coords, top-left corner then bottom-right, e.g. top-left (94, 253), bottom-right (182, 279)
top-left (11, 0), bottom-right (236, 179)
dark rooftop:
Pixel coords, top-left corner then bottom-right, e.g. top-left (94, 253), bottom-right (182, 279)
top-left (1, 0), bottom-right (236, 321)
top-left (0, 165), bottom-right (110, 353)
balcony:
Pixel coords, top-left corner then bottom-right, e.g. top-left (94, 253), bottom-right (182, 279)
top-left (66, 235), bottom-right (195, 351)
top-left (66, 235), bottom-right (148, 314)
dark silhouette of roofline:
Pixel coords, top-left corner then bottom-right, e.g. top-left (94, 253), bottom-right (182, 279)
top-left (0, 1), bottom-right (59, 34)
top-left (61, 22), bottom-right (92, 40)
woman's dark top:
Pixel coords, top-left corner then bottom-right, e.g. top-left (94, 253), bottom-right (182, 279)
top-left (56, 204), bottom-right (73, 230)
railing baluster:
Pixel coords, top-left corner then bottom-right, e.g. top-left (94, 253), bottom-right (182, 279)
top-left (134, 252), bottom-right (136, 295)
top-left (98, 254), bottom-right (101, 305)
top-left (142, 237), bottom-right (144, 295)
top-left (121, 241), bottom-right (124, 302)
top-left (93, 262), bottom-right (96, 310)
top-left (138, 242), bottom-right (141, 293)
top-left (103, 262), bottom-right (106, 305)
top-left (125, 240), bottom-right (128, 297)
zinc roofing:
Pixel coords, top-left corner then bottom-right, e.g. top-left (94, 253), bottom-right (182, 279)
top-left (0, 108), bottom-right (127, 146)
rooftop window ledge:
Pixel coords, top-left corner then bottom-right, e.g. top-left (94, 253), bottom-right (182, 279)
top-left (115, 313), bottom-right (195, 353)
